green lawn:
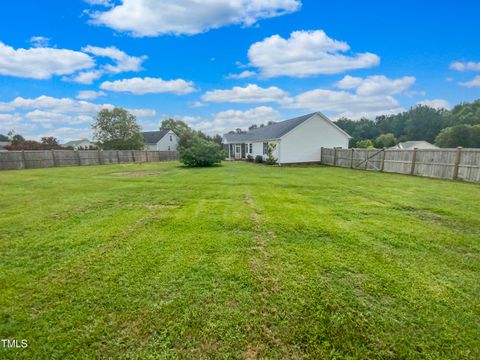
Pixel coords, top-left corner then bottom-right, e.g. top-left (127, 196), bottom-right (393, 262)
top-left (1, 161), bottom-right (479, 359)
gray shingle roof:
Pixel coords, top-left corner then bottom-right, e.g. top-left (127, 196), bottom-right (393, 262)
top-left (141, 130), bottom-right (170, 144)
top-left (223, 112), bottom-right (317, 143)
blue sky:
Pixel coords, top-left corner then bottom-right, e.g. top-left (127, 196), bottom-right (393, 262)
top-left (0, 0), bottom-right (479, 142)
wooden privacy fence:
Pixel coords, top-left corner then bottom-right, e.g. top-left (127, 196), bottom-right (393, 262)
top-left (321, 147), bottom-right (480, 183)
top-left (0, 150), bottom-right (179, 171)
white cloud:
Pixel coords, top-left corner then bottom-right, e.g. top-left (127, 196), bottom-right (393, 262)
top-left (226, 70), bottom-right (257, 79)
top-left (63, 46), bottom-right (146, 84)
top-left (100, 77), bottom-right (196, 95)
top-left (417, 99), bottom-right (451, 110)
top-left (459, 76), bottom-right (480, 88)
top-left (82, 45), bottom-right (146, 74)
top-left (76, 90), bottom-right (107, 100)
top-left (202, 84), bottom-right (290, 104)
top-left (84, 0), bottom-right (113, 6)
top-left (88, 0), bottom-right (301, 37)
top-left (0, 95), bottom-right (155, 141)
top-left (287, 88), bottom-right (404, 119)
top-left (184, 106), bottom-right (280, 134)
top-left (247, 30), bottom-right (380, 78)
top-left (25, 110), bottom-right (94, 125)
top-left (335, 75), bottom-right (416, 95)
top-left (29, 36), bottom-right (51, 48)
top-left (0, 42), bottom-right (94, 79)
top-left (450, 61), bottom-right (480, 72)
top-left (64, 70), bottom-right (103, 84)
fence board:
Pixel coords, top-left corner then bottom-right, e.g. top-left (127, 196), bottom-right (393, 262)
top-left (0, 150), bottom-right (179, 171)
top-left (321, 147), bottom-right (480, 183)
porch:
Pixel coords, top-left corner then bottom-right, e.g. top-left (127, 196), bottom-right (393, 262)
top-left (225, 143), bottom-right (247, 160)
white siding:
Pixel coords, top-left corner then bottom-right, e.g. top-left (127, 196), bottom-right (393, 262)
top-left (156, 130), bottom-right (178, 151)
top-left (246, 141), bottom-right (280, 161)
top-left (279, 113), bottom-right (349, 164)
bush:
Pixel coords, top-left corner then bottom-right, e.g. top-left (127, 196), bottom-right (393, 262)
top-left (255, 155), bottom-right (263, 163)
top-left (246, 154), bottom-right (254, 162)
top-left (265, 143), bottom-right (278, 165)
top-left (179, 136), bottom-right (226, 167)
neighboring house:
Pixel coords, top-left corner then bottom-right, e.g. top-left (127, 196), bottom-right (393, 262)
top-left (222, 112), bottom-right (351, 164)
top-left (0, 141), bottom-right (11, 151)
top-left (142, 130), bottom-right (179, 151)
top-left (62, 139), bottom-right (95, 150)
top-left (391, 141), bottom-right (439, 150)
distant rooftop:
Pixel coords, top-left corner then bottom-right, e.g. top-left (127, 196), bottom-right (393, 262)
top-left (141, 130), bottom-right (171, 144)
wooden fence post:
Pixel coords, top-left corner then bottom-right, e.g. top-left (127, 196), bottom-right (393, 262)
top-left (453, 147), bottom-right (463, 180)
top-left (350, 148), bottom-right (354, 168)
top-left (145, 150), bottom-right (149, 163)
top-left (320, 147), bottom-right (324, 164)
top-left (98, 149), bottom-right (103, 165)
top-left (364, 150), bottom-right (368, 170)
top-left (51, 149), bottom-right (57, 167)
top-left (21, 150), bottom-right (27, 169)
top-left (76, 149), bottom-right (81, 166)
top-left (116, 150), bottom-right (121, 164)
top-left (380, 148), bottom-right (386, 172)
top-left (131, 150), bottom-right (135, 163)
top-left (410, 148), bottom-right (418, 175)
top-left (333, 148), bottom-right (337, 166)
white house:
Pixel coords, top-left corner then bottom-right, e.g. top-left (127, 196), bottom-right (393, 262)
top-left (0, 141), bottom-right (11, 151)
top-left (222, 112), bottom-right (351, 164)
top-left (62, 139), bottom-right (95, 149)
top-left (142, 130), bottom-right (179, 151)
top-left (390, 141), bottom-right (439, 150)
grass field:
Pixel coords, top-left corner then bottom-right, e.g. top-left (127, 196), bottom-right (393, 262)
top-left (1, 161), bottom-right (479, 359)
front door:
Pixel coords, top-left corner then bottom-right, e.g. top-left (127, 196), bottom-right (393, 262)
top-left (234, 144), bottom-right (242, 159)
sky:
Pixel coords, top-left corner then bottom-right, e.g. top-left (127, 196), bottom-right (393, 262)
top-left (0, 0), bottom-right (479, 142)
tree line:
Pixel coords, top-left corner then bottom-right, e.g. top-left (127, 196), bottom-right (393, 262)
top-left (334, 99), bottom-right (480, 148)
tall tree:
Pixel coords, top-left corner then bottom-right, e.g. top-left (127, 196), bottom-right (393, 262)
top-left (375, 133), bottom-right (397, 148)
top-left (159, 118), bottom-right (191, 137)
top-left (435, 124), bottom-right (480, 148)
top-left (93, 108), bottom-right (144, 150)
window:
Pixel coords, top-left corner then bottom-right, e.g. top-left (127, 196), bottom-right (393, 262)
top-left (263, 142), bottom-right (268, 155)
top-left (249, 143), bottom-right (253, 153)
top-left (170, 135), bottom-right (172, 141)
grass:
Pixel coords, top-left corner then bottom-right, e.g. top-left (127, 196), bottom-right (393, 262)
top-left (0, 161), bottom-right (479, 359)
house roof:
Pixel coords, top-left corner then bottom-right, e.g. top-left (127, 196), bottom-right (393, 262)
top-left (223, 112), bottom-right (350, 143)
top-left (392, 141), bottom-right (439, 150)
top-left (141, 130), bottom-right (171, 144)
top-left (62, 139), bottom-right (92, 147)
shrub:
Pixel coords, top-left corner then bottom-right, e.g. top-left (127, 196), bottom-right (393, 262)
top-left (265, 143), bottom-right (278, 165)
top-left (255, 155), bottom-right (263, 163)
top-left (179, 136), bottom-right (225, 167)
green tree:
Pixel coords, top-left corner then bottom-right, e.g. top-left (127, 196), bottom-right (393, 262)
top-left (356, 139), bottom-right (375, 149)
top-left (159, 118), bottom-right (191, 138)
top-left (93, 108), bottom-right (144, 150)
top-left (375, 133), bottom-right (397, 148)
top-left (435, 124), bottom-right (480, 148)
top-left (11, 134), bottom-right (25, 145)
top-left (444, 100), bottom-right (480, 126)
top-left (179, 135), bottom-right (225, 167)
